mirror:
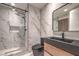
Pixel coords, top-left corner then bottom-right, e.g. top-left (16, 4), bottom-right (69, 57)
top-left (53, 3), bottom-right (79, 32)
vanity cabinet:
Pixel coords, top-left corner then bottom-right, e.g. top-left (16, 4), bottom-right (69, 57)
top-left (44, 42), bottom-right (74, 56)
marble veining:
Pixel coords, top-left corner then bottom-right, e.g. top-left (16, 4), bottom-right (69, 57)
top-left (28, 5), bottom-right (41, 51)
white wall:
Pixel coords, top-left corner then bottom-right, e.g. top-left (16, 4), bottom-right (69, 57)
top-left (69, 7), bottom-right (79, 31)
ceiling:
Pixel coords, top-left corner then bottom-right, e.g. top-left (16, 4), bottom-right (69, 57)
top-left (6, 3), bottom-right (47, 10)
top-left (30, 3), bottom-right (47, 9)
top-left (6, 3), bottom-right (27, 10)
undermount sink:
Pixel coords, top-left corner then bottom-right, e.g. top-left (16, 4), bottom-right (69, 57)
top-left (62, 39), bottom-right (73, 43)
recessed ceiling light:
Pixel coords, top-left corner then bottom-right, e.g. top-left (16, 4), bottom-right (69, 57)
top-left (64, 9), bottom-right (68, 12)
top-left (11, 3), bottom-right (15, 6)
top-left (12, 9), bottom-right (15, 11)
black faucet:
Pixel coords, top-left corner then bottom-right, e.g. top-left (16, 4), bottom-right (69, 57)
top-left (62, 32), bottom-right (64, 40)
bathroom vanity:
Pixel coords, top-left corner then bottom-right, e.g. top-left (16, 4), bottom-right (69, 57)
top-left (42, 37), bottom-right (79, 56)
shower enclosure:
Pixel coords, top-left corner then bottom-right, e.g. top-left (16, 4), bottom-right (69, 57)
top-left (0, 3), bottom-right (29, 56)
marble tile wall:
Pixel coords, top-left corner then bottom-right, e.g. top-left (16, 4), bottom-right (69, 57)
top-left (28, 5), bottom-right (41, 51)
top-left (40, 4), bottom-right (53, 37)
top-left (0, 4), bottom-right (11, 50)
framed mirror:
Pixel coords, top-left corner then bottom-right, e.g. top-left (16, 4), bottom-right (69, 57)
top-left (52, 3), bottom-right (79, 32)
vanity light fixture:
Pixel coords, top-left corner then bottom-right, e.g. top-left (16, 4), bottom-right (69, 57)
top-left (11, 3), bottom-right (15, 6)
top-left (64, 9), bottom-right (68, 12)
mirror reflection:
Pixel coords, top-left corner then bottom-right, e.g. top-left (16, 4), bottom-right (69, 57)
top-left (53, 3), bottom-right (79, 32)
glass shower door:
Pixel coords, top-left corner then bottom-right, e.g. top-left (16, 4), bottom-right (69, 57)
top-left (9, 9), bottom-right (26, 48)
top-left (0, 4), bottom-right (27, 55)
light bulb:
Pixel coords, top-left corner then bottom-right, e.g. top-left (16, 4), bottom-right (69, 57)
top-left (11, 3), bottom-right (15, 6)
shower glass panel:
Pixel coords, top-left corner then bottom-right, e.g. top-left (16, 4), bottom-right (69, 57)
top-left (9, 6), bottom-right (26, 47)
top-left (9, 8), bottom-right (26, 48)
top-left (0, 3), bottom-right (27, 55)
